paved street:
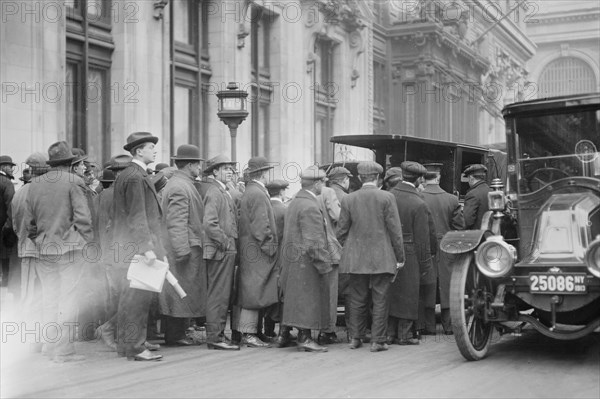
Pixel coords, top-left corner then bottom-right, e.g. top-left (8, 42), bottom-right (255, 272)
top-left (2, 298), bottom-right (599, 399)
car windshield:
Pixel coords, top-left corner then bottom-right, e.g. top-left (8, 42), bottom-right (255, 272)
top-left (516, 109), bottom-right (600, 193)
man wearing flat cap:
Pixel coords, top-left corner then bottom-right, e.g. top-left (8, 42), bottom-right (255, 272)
top-left (387, 161), bottom-right (435, 345)
top-left (420, 163), bottom-right (464, 335)
top-left (462, 164), bottom-right (490, 230)
top-left (0, 155), bottom-right (16, 288)
top-left (236, 156), bottom-right (279, 348)
top-left (280, 166), bottom-right (332, 352)
top-left (112, 132), bottom-right (164, 361)
top-left (337, 161), bottom-right (405, 352)
top-left (24, 142), bottom-right (94, 362)
top-left (202, 154), bottom-right (240, 350)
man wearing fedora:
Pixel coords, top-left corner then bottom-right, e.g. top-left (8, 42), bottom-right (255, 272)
top-left (387, 161), bottom-right (435, 345)
top-left (158, 145), bottom-right (207, 346)
top-left (24, 142), bottom-right (94, 362)
top-left (112, 132), bottom-right (165, 361)
top-left (202, 154), bottom-right (240, 350)
top-left (337, 161), bottom-right (405, 352)
top-left (463, 164), bottom-right (490, 230)
top-left (0, 154), bottom-right (17, 288)
top-left (280, 166), bottom-right (333, 353)
top-left (236, 156), bottom-right (279, 348)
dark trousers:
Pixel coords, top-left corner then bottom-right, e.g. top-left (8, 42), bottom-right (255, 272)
top-left (417, 282), bottom-right (437, 332)
top-left (348, 273), bottom-right (390, 344)
top-left (116, 282), bottom-right (152, 358)
top-left (205, 253), bottom-right (235, 343)
top-left (163, 316), bottom-right (189, 343)
top-left (100, 266), bottom-right (127, 339)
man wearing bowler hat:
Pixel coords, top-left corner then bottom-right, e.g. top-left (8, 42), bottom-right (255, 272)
top-left (280, 166), bottom-right (333, 353)
top-left (387, 161), bottom-right (435, 345)
top-left (463, 164), bottom-right (490, 230)
top-left (420, 163), bottom-right (464, 335)
top-left (24, 142), bottom-right (94, 362)
top-left (112, 132), bottom-right (165, 361)
top-left (159, 145), bottom-right (206, 346)
top-left (202, 154), bottom-right (240, 350)
top-left (0, 155), bottom-right (17, 287)
top-left (337, 161), bottom-right (405, 352)
top-left (236, 156), bottom-right (278, 348)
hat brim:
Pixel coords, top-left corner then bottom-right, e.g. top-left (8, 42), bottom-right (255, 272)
top-left (203, 161), bottom-right (236, 175)
top-left (0, 162), bottom-right (16, 167)
top-left (246, 165), bottom-right (274, 174)
top-left (72, 155), bottom-right (89, 165)
top-left (171, 156), bottom-right (205, 162)
top-left (123, 136), bottom-right (159, 151)
top-left (47, 155), bottom-right (77, 166)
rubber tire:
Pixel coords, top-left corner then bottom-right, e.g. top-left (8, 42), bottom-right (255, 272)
top-left (450, 253), bottom-right (494, 361)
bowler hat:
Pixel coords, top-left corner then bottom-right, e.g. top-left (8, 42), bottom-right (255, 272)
top-left (47, 141), bottom-right (77, 166)
top-left (171, 144), bottom-right (204, 162)
top-left (265, 179), bottom-right (289, 189)
top-left (301, 165), bottom-right (327, 181)
top-left (204, 154), bottom-right (235, 175)
top-left (154, 163), bottom-right (169, 173)
top-left (384, 167), bottom-right (403, 183)
top-left (327, 166), bottom-right (353, 179)
top-left (100, 169), bottom-right (115, 183)
top-left (0, 155), bottom-right (16, 167)
top-left (463, 164), bottom-right (487, 177)
top-left (123, 132), bottom-right (159, 152)
top-left (357, 161), bottom-right (383, 176)
top-left (107, 154), bottom-right (133, 171)
top-left (400, 161), bottom-right (427, 178)
top-left (246, 156), bottom-right (274, 174)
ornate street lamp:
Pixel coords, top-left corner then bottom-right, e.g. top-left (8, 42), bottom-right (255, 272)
top-left (216, 82), bottom-right (249, 162)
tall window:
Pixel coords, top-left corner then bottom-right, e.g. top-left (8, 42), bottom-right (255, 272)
top-left (373, 59), bottom-right (387, 133)
top-left (250, 5), bottom-right (274, 157)
top-left (314, 37), bottom-right (337, 164)
top-left (66, 0), bottom-right (113, 163)
top-left (170, 0), bottom-right (211, 155)
top-left (538, 57), bottom-right (597, 97)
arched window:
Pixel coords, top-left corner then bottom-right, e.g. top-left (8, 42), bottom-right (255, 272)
top-left (538, 57), bottom-right (596, 97)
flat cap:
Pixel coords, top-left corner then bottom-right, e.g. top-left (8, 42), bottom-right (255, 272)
top-left (265, 179), bottom-right (289, 189)
top-left (400, 161), bottom-right (427, 178)
top-left (327, 166), bottom-right (352, 179)
top-left (423, 162), bottom-right (443, 180)
top-left (300, 165), bottom-right (327, 181)
top-left (384, 167), bottom-right (403, 183)
top-left (25, 152), bottom-right (48, 168)
top-left (463, 164), bottom-right (487, 176)
top-left (357, 161), bottom-right (383, 175)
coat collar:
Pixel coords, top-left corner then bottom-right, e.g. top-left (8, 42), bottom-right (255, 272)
top-left (468, 180), bottom-right (488, 192)
top-left (423, 184), bottom-right (446, 194)
top-left (359, 184), bottom-right (379, 191)
top-left (392, 183), bottom-right (419, 195)
top-left (0, 170), bottom-right (14, 180)
top-left (296, 189), bottom-right (318, 202)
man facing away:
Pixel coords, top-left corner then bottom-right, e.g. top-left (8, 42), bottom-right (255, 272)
top-left (337, 161), bottom-right (405, 352)
top-left (463, 164), bottom-right (490, 230)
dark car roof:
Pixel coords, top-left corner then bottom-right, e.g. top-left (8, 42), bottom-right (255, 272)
top-left (329, 134), bottom-right (487, 153)
top-left (502, 93), bottom-right (600, 117)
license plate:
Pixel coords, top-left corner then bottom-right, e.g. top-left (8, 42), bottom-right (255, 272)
top-left (529, 273), bottom-right (587, 294)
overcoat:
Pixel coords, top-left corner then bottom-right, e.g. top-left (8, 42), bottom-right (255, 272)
top-left (329, 182), bottom-right (348, 203)
top-left (463, 180), bottom-right (490, 230)
top-left (0, 172), bottom-right (15, 259)
top-left (317, 186), bottom-right (342, 264)
top-left (237, 180), bottom-right (279, 309)
top-left (112, 162), bottom-right (165, 265)
top-left (159, 170), bottom-right (206, 317)
top-left (203, 178), bottom-right (237, 261)
top-left (281, 190), bottom-right (332, 330)
top-left (388, 182), bottom-right (434, 320)
top-left (96, 186), bottom-right (114, 263)
top-left (422, 184), bottom-right (464, 308)
top-left (337, 184), bottom-right (404, 274)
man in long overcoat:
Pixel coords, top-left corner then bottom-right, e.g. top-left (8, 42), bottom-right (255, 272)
top-left (112, 132), bottom-right (165, 361)
top-left (337, 161), bottom-right (405, 352)
top-left (387, 162), bottom-right (435, 345)
top-left (159, 145), bottom-right (206, 346)
top-left (237, 156), bottom-right (278, 348)
top-left (463, 164), bottom-right (490, 230)
top-left (0, 155), bottom-right (16, 288)
top-left (25, 142), bottom-right (94, 362)
top-left (281, 166), bottom-right (332, 352)
top-left (202, 154), bottom-right (240, 351)
top-left (421, 164), bottom-right (464, 334)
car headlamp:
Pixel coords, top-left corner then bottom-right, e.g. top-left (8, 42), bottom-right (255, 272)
top-left (488, 190), bottom-right (506, 212)
top-left (584, 236), bottom-right (600, 278)
top-left (475, 236), bottom-right (516, 278)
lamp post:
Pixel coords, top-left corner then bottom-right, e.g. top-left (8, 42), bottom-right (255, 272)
top-left (216, 82), bottom-right (249, 163)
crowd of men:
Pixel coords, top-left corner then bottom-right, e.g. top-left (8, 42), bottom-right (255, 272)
top-left (0, 132), bottom-right (491, 362)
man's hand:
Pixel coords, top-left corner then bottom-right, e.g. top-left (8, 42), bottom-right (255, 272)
top-left (144, 250), bottom-right (157, 265)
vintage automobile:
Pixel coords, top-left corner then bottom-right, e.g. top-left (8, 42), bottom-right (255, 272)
top-left (441, 93), bottom-right (600, 360)
top-left (326, 134), bottom-right (505, 198)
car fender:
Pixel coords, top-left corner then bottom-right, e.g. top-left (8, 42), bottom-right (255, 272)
top-left (440, 230), bottom-right (491, 254)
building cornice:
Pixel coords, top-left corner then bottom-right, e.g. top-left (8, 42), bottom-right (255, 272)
top-left (529, 9), bottom-right (600, 25)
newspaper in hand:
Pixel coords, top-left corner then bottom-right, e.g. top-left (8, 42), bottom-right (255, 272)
top-left (127, 255), bottom-right (169, 293)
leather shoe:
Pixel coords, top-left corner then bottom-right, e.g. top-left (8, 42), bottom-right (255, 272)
top-left (144, 341), bottom-right (161, 351)
top-left (349, 338), bottom-right (362, 349)
top-left (397, 338), bottom-right (420, 345)
top-left (272, 334), bottom-right (291, 348)
top-left (444, 330), bottom-right (454, 335)
top-left (317, 332), bottom-right (339, 345)
top-left (165, 338), bottom-right (196, 346)
top-left (241, 333), bottom-right (271, 348)
top-left (130, 349), bottom-right (162, 361)
top-left (297, 338), bottom-right (328, 353)
top-left (207, 341), bottom-right (240, 351)
top-left (370, 342), bottom-right (389, 352)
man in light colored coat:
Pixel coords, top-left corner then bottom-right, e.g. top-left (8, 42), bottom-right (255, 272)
top-left (337, 161), bottom-right (405, 352)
